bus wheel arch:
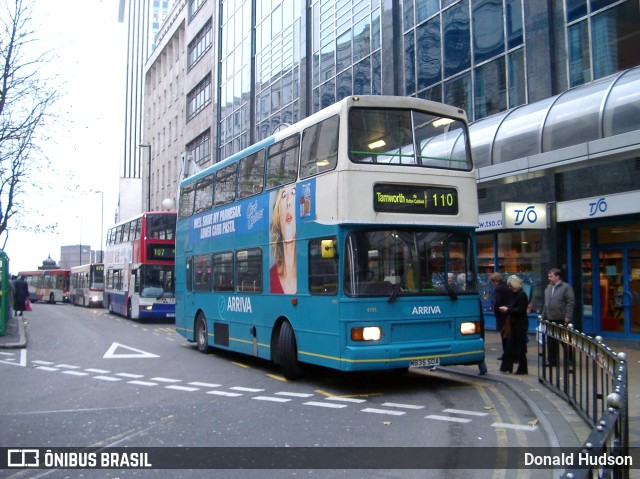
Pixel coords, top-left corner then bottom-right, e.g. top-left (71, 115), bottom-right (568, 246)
top-left (273, 318), bottom-right (304, 380)
top-left (49, 292), bottom-right (55, 304)
top-left (195, 311), bottom-right (210, 354)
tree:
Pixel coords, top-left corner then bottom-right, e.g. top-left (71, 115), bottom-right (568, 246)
top-left (0, 0), bottom-right (58, 248)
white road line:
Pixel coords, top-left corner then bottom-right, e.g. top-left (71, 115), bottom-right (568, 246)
top-left (189, 382), bottom-right (221, 388)
top-left (252, 396), bottom-right (291, 403)
top-left (304, 401), bottom-right (348, 409)
top-left (325, 397), bottom-right (367, 403)
top-left (166, 385), bottom-right (200, 392)
top-left (55, 364), bottom-right (80, 369)
top-left (32, 360), bottom-right (55, 365)
top-left (85, 368), bottom-right (110, 374)
top-left (34, 366), bottom-right (59, 372)
top-left (491, 422), bottom-right (538, 431)
top-left (116, 373), bottom-right (145, 378)
top-left (425, 415), bottom-right (471, 423)
top-left (150, 377), bottom-right (181, 383)
top-left (275, 392), bottom-right (314, 398)
top-left (206, 391), bottom-right (243, 397)
top-left (0, 352), bottom-right (14, 356)
top-left (93, 376), bottom-right (122, 382)
top-left (230, 386), bottom-right (264, 392)
top-left (382, 402), bottom-right (425, 410)
top-left (361, 408), bottom-right (406, 416)
top-left (128, 380), bottom-right (158, 387)
top-left (442, 408), bottom-right (489, 417)
top-left (62, 371), bottom-right (90, 376)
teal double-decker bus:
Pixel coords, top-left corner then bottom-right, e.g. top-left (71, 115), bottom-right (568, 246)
top-left (175, 95), bottom-right (484, 379)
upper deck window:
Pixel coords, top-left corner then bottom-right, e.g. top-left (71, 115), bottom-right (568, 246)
top-left (349, 108), bottom-right (472, 171)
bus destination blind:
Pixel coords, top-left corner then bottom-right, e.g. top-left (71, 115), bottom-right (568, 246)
top-left (373, 184), bottom-right (459, 215)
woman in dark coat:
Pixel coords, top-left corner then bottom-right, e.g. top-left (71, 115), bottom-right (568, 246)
top-left (498, 275), bottom-right (529, 375)
top-left (13, 276), bottom-right (29, 316)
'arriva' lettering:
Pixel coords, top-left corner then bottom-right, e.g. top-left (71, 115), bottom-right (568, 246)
top-left (412, 306), bottom-right (442, 315)
top-left (227, 296), bottom-right (252, 313)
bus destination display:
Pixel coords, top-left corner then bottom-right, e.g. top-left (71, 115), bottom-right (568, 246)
top-left (147, 245), bottom-right (175, 261)
top-left (373, 184), bottom-right (458, 215)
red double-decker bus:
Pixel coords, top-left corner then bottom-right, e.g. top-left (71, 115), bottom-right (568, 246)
top-left (103, 212), bottom-right (176, 320)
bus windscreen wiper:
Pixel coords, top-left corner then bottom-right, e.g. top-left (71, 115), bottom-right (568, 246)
top-left (387, 275), bottom-right (404, 303)
top-left (435, 271), bottom-right (458, 301)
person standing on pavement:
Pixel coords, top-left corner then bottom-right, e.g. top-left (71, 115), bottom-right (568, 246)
top-left (541, 268), bottom-right (575, 366)
top-left (490, 272), bottom-right (514, 360)
top-left (13, 276), bottom-right (29, 317)
top-left (499, 275), bottom-right (529, 375)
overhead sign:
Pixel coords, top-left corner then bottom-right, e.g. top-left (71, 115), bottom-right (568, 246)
top-left (556, 190), bottom-right (640, 222)
top-left (501, 202), bottom-right (548, 229)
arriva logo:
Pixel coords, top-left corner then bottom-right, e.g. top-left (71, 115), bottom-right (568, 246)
top-left (588, 197), bottom-right (607, 216)
top-left (411, 306), bottom-right (442, 315)
top-left (227, 296), bottom-right (253, 313)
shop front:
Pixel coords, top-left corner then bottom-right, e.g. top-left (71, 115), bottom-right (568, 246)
top-left (558, 191), bottom-right (640, 340)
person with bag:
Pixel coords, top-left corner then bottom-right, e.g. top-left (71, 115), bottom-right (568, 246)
top-left (498, 275), bottom-right (529, 375)
top-left (490, 272), bottom-right (514, 360)
top-left (13, 276), bottom-right (29, 317)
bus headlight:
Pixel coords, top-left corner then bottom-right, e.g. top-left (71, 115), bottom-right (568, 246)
top-left (90, 295), bottom-right (99, 302)
top-left (351, 326), bottom-right (382, 341)
top-left (460, 322), bottom-right (480, 335)
top-left (145, 305), bottom-right (153, 311)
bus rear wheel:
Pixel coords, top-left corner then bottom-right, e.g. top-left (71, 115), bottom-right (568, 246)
top-left (278, 321), bottom-right (304, 380)
top-left (195, 314), bottom-right (210, 354)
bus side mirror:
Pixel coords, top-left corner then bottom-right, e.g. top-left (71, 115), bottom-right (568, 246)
top-left (321, 239), bottom-right (336, 259)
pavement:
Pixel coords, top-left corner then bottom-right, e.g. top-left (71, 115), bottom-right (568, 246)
top-left (1, 312), bottom-right (638, 465)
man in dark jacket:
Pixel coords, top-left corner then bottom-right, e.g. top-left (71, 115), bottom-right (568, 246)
top-left (490, 272), bottom-right (514, 360)
top-left (541, 268), bottom-right (575, 366)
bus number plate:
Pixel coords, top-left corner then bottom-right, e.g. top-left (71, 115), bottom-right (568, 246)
top-left (410, 358), bottom-right (440, 368)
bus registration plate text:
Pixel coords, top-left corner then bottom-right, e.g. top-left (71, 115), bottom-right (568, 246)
top-left (410, 358), bottom-right (440, 368)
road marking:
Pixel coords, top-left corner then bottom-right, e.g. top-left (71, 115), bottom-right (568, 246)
top-left (491, 422), bottom-right (538, 431)
top-left (325, 397), bottom-right (366, 403)
top-left (62, 371), bottom-right (90, 376)
top-left (55, 364), bottom-right (80, 369)
top-left (103, 342), bottom-right (160, 359)
top-left (32, 360), bottom-right (54, 365)
top-left (166, 385), bottom-right (200, 392)
top-left (93, 375), bottom-right (122, 382)
top-left (253, 396), bottom-right (291, 403)
top-left (0, 349), bottom-right (27, 367)
top-left (85, 368), bottom-right (110, 374)
top-left (382, 402), bottom-right (425, 410)
top-left (150, 377), bottom-right (181, 383)
top-left (206, 391), bottom-right (243, 397)
top-left (361, 408), bottom-right (406, 416)
top-left (116, 373), bottom-right (145, 378)
top-left (425, 415), bottom-right (472, 423)
top-left (304, 401), bottom-right (348, 409)
top-left (128, 380), bottom-right (158, 387)
top-left (442, 408), bottom-right (490, 417)
top-left (230, 386), bottom-right (264, 392)
top-left (275, 392), bottom-right (314, 398)
top-left (34, 366), bottom-right (59, 372)
top-left (189, 382), bottom-right (221, 388)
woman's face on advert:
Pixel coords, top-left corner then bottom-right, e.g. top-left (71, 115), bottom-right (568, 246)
top-left (279, 184), bottom-right (296, 241)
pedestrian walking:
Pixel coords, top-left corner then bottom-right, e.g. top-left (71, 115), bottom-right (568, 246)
top-left (499, 275), bottom-right (529, 375)
top-left (541, 268), bottom-right (575, 366)
top-left (490, 272), bottom-right (514, 360)
top-left (13, 276), bottom-right (29, 317)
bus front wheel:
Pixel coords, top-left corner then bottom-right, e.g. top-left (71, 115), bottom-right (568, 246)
top-left (278, 321), bottom-right (304, 380)
top-left (195, 314), bottom-right (210, 354)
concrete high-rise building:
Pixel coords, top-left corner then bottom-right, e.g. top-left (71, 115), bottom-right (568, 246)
top-left (142, 1), bottom-right (640, 340)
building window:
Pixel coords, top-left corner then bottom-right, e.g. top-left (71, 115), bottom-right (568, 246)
top-left (186, 74), bottom-right (212, 121)
top-left (311, 0), bottom-right (382, 113)
top-left (188, 0), bottom-right (206, 21)
top-left (187, 19), bottom-right (213, 70)
top-left (404, 0), bottom-right (525, 121)
top-left (186, 129), bottom-right (211, 166)
top-left (566, 0), bottom-right (640, 88)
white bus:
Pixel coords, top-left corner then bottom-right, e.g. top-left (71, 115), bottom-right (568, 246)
top-left (70, 263), bottom-right (104, 307)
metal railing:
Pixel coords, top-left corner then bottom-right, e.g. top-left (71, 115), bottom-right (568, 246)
top-left (537, 319), bottom-right (629, 479)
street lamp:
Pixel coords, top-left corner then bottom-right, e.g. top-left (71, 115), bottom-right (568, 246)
top-left (95, 190), bottom-right (104, 263)
top-left (139, 143), bottom-right (152, 211)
